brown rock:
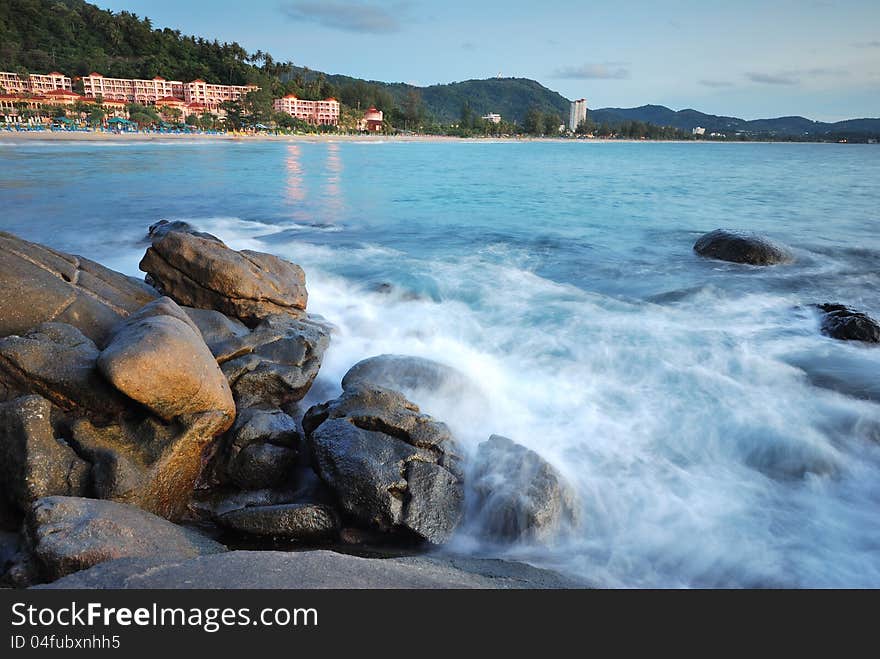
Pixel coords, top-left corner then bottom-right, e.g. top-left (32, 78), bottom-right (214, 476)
top-left (0, 396), bottom-right (91, 517)
top-left (97, 298), bottom-right (235, 427)
top-left (140, 231), bottom-right (307, 325)
top-left (0, 231), bottom-right (157, 347)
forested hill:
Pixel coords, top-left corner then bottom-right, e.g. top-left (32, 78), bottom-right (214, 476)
top-left (0, 0), bottom-right (570, 123)
top-left (0, 0), bottom-right (257, 84)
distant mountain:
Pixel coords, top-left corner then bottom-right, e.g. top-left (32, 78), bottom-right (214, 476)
top-left (590, 104), bottom-right (880, 137)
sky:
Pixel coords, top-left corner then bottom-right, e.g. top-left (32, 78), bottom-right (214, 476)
top-left (93, 0), bottom-right (880, 121)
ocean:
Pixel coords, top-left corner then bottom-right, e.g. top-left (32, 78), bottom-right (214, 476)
top-left (2, 138), bottom-right (879, 587)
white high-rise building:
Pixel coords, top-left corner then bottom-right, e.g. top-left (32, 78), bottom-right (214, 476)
top-left (569, 98), bottom-right (587, 131)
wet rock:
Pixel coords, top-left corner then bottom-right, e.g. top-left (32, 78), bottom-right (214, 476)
top-left (304, 386), bottom-right (464, 544)
top-left (0, 323), bottom-right (128, 418)
top-left (27, 496), bottom-right (225, 581)
top-left (342, 354), bottom-right (473, 399)
top-left (38, 550), bottom-right (579, 589)
top-left (470, 435), bottom-right (579, 543)
top-left (217, 315), bottom-right (331, 407)
top-left (217, 503), bottom-right (340, 542)
top-left (98, 297), bottom-right (235, 426)
top-left (0, 396), bottom-right (91, 517)
top-left (147, 220), bottom-right (221, 243)
top-left (694, 229), bottom-right (793, 265)
top-left (69, 410), bottom-right (230, 520)
top-left (139, 231), bottom-right (308, 325)
top-left (213, 408), bottom-right (300, 490)
top-left (816, 304), bottom-right (880, 343)
top-left (0, 231), bottom-right (157, 347)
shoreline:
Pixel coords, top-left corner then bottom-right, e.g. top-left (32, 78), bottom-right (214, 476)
top-left (0, 131), bottom-right (856, 145)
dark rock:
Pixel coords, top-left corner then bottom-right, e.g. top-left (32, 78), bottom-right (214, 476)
top-left (69, 410), bottom-right (230, 520)
top-left (0, 396), bottom-right (91, 516)
top-left (26, 496), bottom-right (225, 581)
top-left (304, 386), bottom-right (464, 544)
top-left (37, 549), bottom-right (579, 589)
top-left (217, 503), bottom-right (340, 542)
top-left (342, 354), bottom-right (476, 401)
top-left (147, 220), bottom-right (221, 243)
top-left (816, 304), bottom-right (880, 343)
top-left (0, 231), bottom-right (157, 347)
top-left (0, 323), bottom-right (128, 418)
top-left (97, 297), bottom-right (235, 426)
top-left (215, 408), bottom-right (300, 489)
top-left (471, 435), bottom-right (579, 543)
top-left (694, 229), bottom-right (793, 266)
top-left (189, 488), bottom-right (302, 520)
top-left (0, 531), bottom-right (22, 578)
top-left (139, 231), bottom-right (308, 325)
top-left (217, 314), bottom-right (331, 408)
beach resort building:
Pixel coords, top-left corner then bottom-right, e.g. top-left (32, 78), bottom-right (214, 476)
top-left (482, 113), bottom-right (502, 124)
top-left (357, 107), bottom-right (384, 132)
top-left (82, 73), bottom-right (258, 111)
top-left (569, 98), bottom-right (588, 132)
top-left (0, 71), bottom-right (73, 95)
top-left (273, 95), bottom-right (341, 126)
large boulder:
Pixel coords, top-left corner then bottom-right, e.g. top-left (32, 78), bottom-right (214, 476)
top-left (816, 304), bottom-right (880, 343)
top-left (97, 297), bottom-right (235, 426)
top-left (0, 323), bottom-right (128, 418)
top-left (694, 229), bottom-right (793, 265)
top-left (212, 314), bottom-right (331, 408)
top-left (69, 410), bottom-right (230, 519)
top-left (37, 550), bottom-right (578, 589)
top-left (217, 503), bottom-right (340, 542)
top-left (215, 408), bottom-right (300, 489)
top-left (303, 386), bottom-right (464, 544)
top-left (0, 396), bottom-right (91, 516)
top-left (140, 231), bottom-right (308, 325)
top-left (147, 219), bottom-right (221, 243)
top-left (26, 496), bottom-right (225, 581)
top-left (0, 231), bottom-right (157, 347)
top-left (470, 435), bottom-right (579, 543)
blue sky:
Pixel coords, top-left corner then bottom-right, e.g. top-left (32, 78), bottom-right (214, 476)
top-left (94, 0), bottom-right (879, 121)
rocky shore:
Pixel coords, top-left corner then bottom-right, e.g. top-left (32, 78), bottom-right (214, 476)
top-left (0, 222), bottom-right (581, 589)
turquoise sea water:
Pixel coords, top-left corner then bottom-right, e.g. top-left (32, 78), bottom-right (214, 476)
top-left (2, 139), bottom-right (879, 587)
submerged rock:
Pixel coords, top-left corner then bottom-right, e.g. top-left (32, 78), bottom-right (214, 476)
top-left (694, 229), bottom-right (793, 266)
top-left (470, 435), bottom-right (579, 543)
top-left (217, 503), bottom-right (340, 542)
top-left (304, 386), bottom-right (464, 544)
top-left (0, 231), bottom-right (157, 347)
top-left (816, 304), bottom-right (880, 343)
top-left (37, 550), bottom-right (578, 589)
top-left (140, 230), bottom-right (308, 325)
top-left (27, 496), bottom-right (225, 582)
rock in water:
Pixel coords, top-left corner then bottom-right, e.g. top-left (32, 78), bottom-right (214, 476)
top-left (27, 496), bottom-right (225, 581)
top-left (97, 297), bottom-right (235, 426)
top-left (0, 231), bottom-right (157, 347)
top-left (471, 435), bottom-right (579, 543)
top-left (217, 503), bottom-right (340, 542)
top-left (817, 304), bottom-right (880, 343)
top-left (147, 220), bottom-right (221, 243)
top-left (140, 230), bottom-right (308, 325)
top-left (303, 386), bottom-right (464, 544)
top-left (0, 396), bottom-right (91, 516)
top-left (693, 229), bottom-right (793, 265)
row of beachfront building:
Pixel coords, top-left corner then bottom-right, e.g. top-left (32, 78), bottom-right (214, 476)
top-left (0, 71), bottom-right (384, 131)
